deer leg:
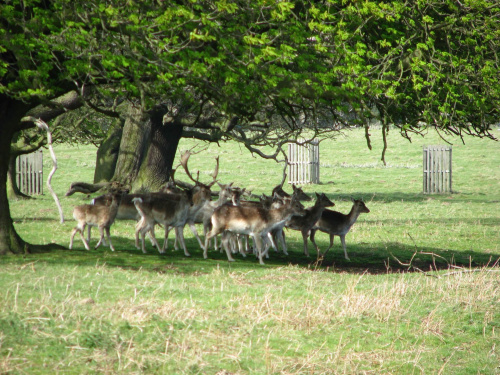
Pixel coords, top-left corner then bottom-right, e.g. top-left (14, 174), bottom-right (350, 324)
top-left (148, 226), bottom-right (160, 253)
top-left (95, 227), bottom-right (105, 249)
top-left (322, 233), bottom-right (335, 257)
top-left (71, 225), bottom-right (90, 250)
top-left (188, 222), bottom-right (205, 251)
top-left (203, 229), bottom-right (214, 259)
top-left (302, 230), bottom-right (310, 257)
top-left (135, 222), bottom-right (142, 250)
top-left (220, 231), bottom-right (235, 262)
top-left (254, 235), bottom-right (265, 265)
top-left (340, 235), bottom-right (350, 260)
top-left (86, 225), bottom-right (92, 244)
top-left (161, 226), bottom-right (172, 254)
top-left (278, 230), bottom-right (288, 255)
top-left (176, 226), bottom-right (190, 257)
top-left (267, 232), bottom-right (277, 252)
top-left (173, 227), bottom-right (180, 251)
top-left (237, 235), bottom-right (246, 257)
top-left (105, 226), bottom-right (115, 251)
top-left (69, 228), bottom-right (78, 250)
top-left (309, 228), bottom-right (319, 255)
top-left (140, 229), bottom-right (147, 253)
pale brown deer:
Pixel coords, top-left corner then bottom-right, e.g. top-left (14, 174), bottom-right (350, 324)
top-left (309, 199), bottom-right (370, 260)
top-left (132, 196), bottom-right (161, 253)
top-left (205, 196), bottom-right (305, 265)
top-left (69, 190), bottom-right (125, 251)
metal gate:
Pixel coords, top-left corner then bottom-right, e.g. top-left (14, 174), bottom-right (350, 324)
top-left (16, 150), bottom-right (44, 195)
top-left (423, 145), bottom-right (452, 194)
top-left (288, 139), bottom-right (319, 184)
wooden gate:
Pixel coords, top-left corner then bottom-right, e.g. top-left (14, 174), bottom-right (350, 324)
top-left (423, 145), bottom-right (452, 194)
top-left (288, 139), bottom-right (319, 184)
top-left (16, 150), bottom-right (44, 195)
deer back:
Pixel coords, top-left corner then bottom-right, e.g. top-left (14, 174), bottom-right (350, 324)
top-left (287, 193), bottom-right (334, 230)
top-left (149, 193), bottom-right (191, 226)
top-left (316, 199), bottom-right (369, 235)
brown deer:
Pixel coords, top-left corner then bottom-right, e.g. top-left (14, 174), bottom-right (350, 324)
top-left (309, 199), bottom-right (370, 260)
top-left (268, 184), bottom-right (312, 255)
top-left (286, 193), bottom-right (335, 257)
top-left (132, 196), bottom-right (161, 253)
top-left (205, 196), bottom-right (305, 265)
top-left (172, 151), bottom-right (220, 251)
top-left (69, 190), bottom-right (125, 251)
top-left (130, 151), bottom-right (216, 256)
top-left (136, 192), bottom-right (194, 256)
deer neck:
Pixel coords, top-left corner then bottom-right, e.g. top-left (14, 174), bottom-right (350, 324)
top-left (346, 205), bottom-right (362, 226)
top-left (215, 192), bottom-right (229, 206)
top-left (269, 204), bottom-right (296, 224)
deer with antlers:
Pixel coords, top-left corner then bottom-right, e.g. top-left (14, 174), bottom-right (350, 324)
top-left (139, 150), bottom-right (218, 255)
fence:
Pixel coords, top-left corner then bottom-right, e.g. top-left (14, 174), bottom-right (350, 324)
top-left (16, 150), bottom-right (44, 195)
top-left (288, 139), bottom-right (319, 184)
top-left (423, 145), bottom-right (452, 194)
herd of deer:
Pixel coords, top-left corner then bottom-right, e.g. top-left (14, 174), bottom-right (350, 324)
top-left (69, 151), bottom-right (370, 264)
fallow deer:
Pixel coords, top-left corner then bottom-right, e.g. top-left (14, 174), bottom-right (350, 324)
top-left (69, 190), bottom-right (125, 251)
top-left (172, 151), bottom-right (221, 251)
top-left (205, 196), bottom-right (305, 265)
top-left (286, 193), bottom-right (335, 257)
top-left (269, 184), bottom-right (312, 255)
top-left (132, 197), bottom-right (161, 253)
top-left (309, 199), bottom-right (370, 260)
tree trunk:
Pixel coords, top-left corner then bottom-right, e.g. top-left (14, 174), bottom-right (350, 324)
top-left (111, 105), bottom-right (183, 192)
top-left (0, 148), bottom-right (26, 254)
top-left (0, 100), bottom-right (31, 254)
top-left (1, 91), bottom-right (84, 255)
top-left (93, 122), bottom-right (123, 183)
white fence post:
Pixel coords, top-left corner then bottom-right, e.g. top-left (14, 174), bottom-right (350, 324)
top-left (16, 150), bottom-right (44, 195)
top-left (423, 145), bottom-right (452, 194)
top-left (288, 139), bottom-right (319, 185)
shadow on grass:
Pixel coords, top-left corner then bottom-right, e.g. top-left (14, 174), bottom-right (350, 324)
top-left (19, 235), bottom-right (499, 276)
top-left (363, 217), bottom-right (500, 226)
top-left (322, 191), bottom-right (500, 204)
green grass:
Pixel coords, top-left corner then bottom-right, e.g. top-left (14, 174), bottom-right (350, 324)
top-left (1, 127), bottom-right (499, 374)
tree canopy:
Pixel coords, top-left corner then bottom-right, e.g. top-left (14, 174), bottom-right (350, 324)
top-left (1, 0), bottom-right (499, 253)
top-left (3, 0), bottom-right (499, 144)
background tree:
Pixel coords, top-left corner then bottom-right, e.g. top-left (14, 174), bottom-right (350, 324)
top-left (1, 0), bottom-right (498, 254)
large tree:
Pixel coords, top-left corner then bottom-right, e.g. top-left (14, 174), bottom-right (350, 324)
top-left (1, 0), bottom-right (499, 254)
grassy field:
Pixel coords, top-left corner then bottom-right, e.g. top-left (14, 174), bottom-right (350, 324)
top-left (1, 127), bottom-right (499, 374)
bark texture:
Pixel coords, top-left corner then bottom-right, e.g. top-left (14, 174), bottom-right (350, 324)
top-left (93, 123), bottom-right (123, 183)
top-left (0, 99), bottom-right (32, 254)
top-left (110, 105), bottom-right (183, 192)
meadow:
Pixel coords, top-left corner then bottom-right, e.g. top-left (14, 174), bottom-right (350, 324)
top-left (1, 127), bottom-right (499, 374)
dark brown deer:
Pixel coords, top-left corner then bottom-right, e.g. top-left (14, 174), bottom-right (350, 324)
top-left (286, 193), bottom-right (335, 256)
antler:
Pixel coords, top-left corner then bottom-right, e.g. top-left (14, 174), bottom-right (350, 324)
top-left (207, 156), bottom-right (219, 187)
top-left (180, 151), bottom-right (220, 188)
top-left (180, 151), bottom-right (199, 184)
